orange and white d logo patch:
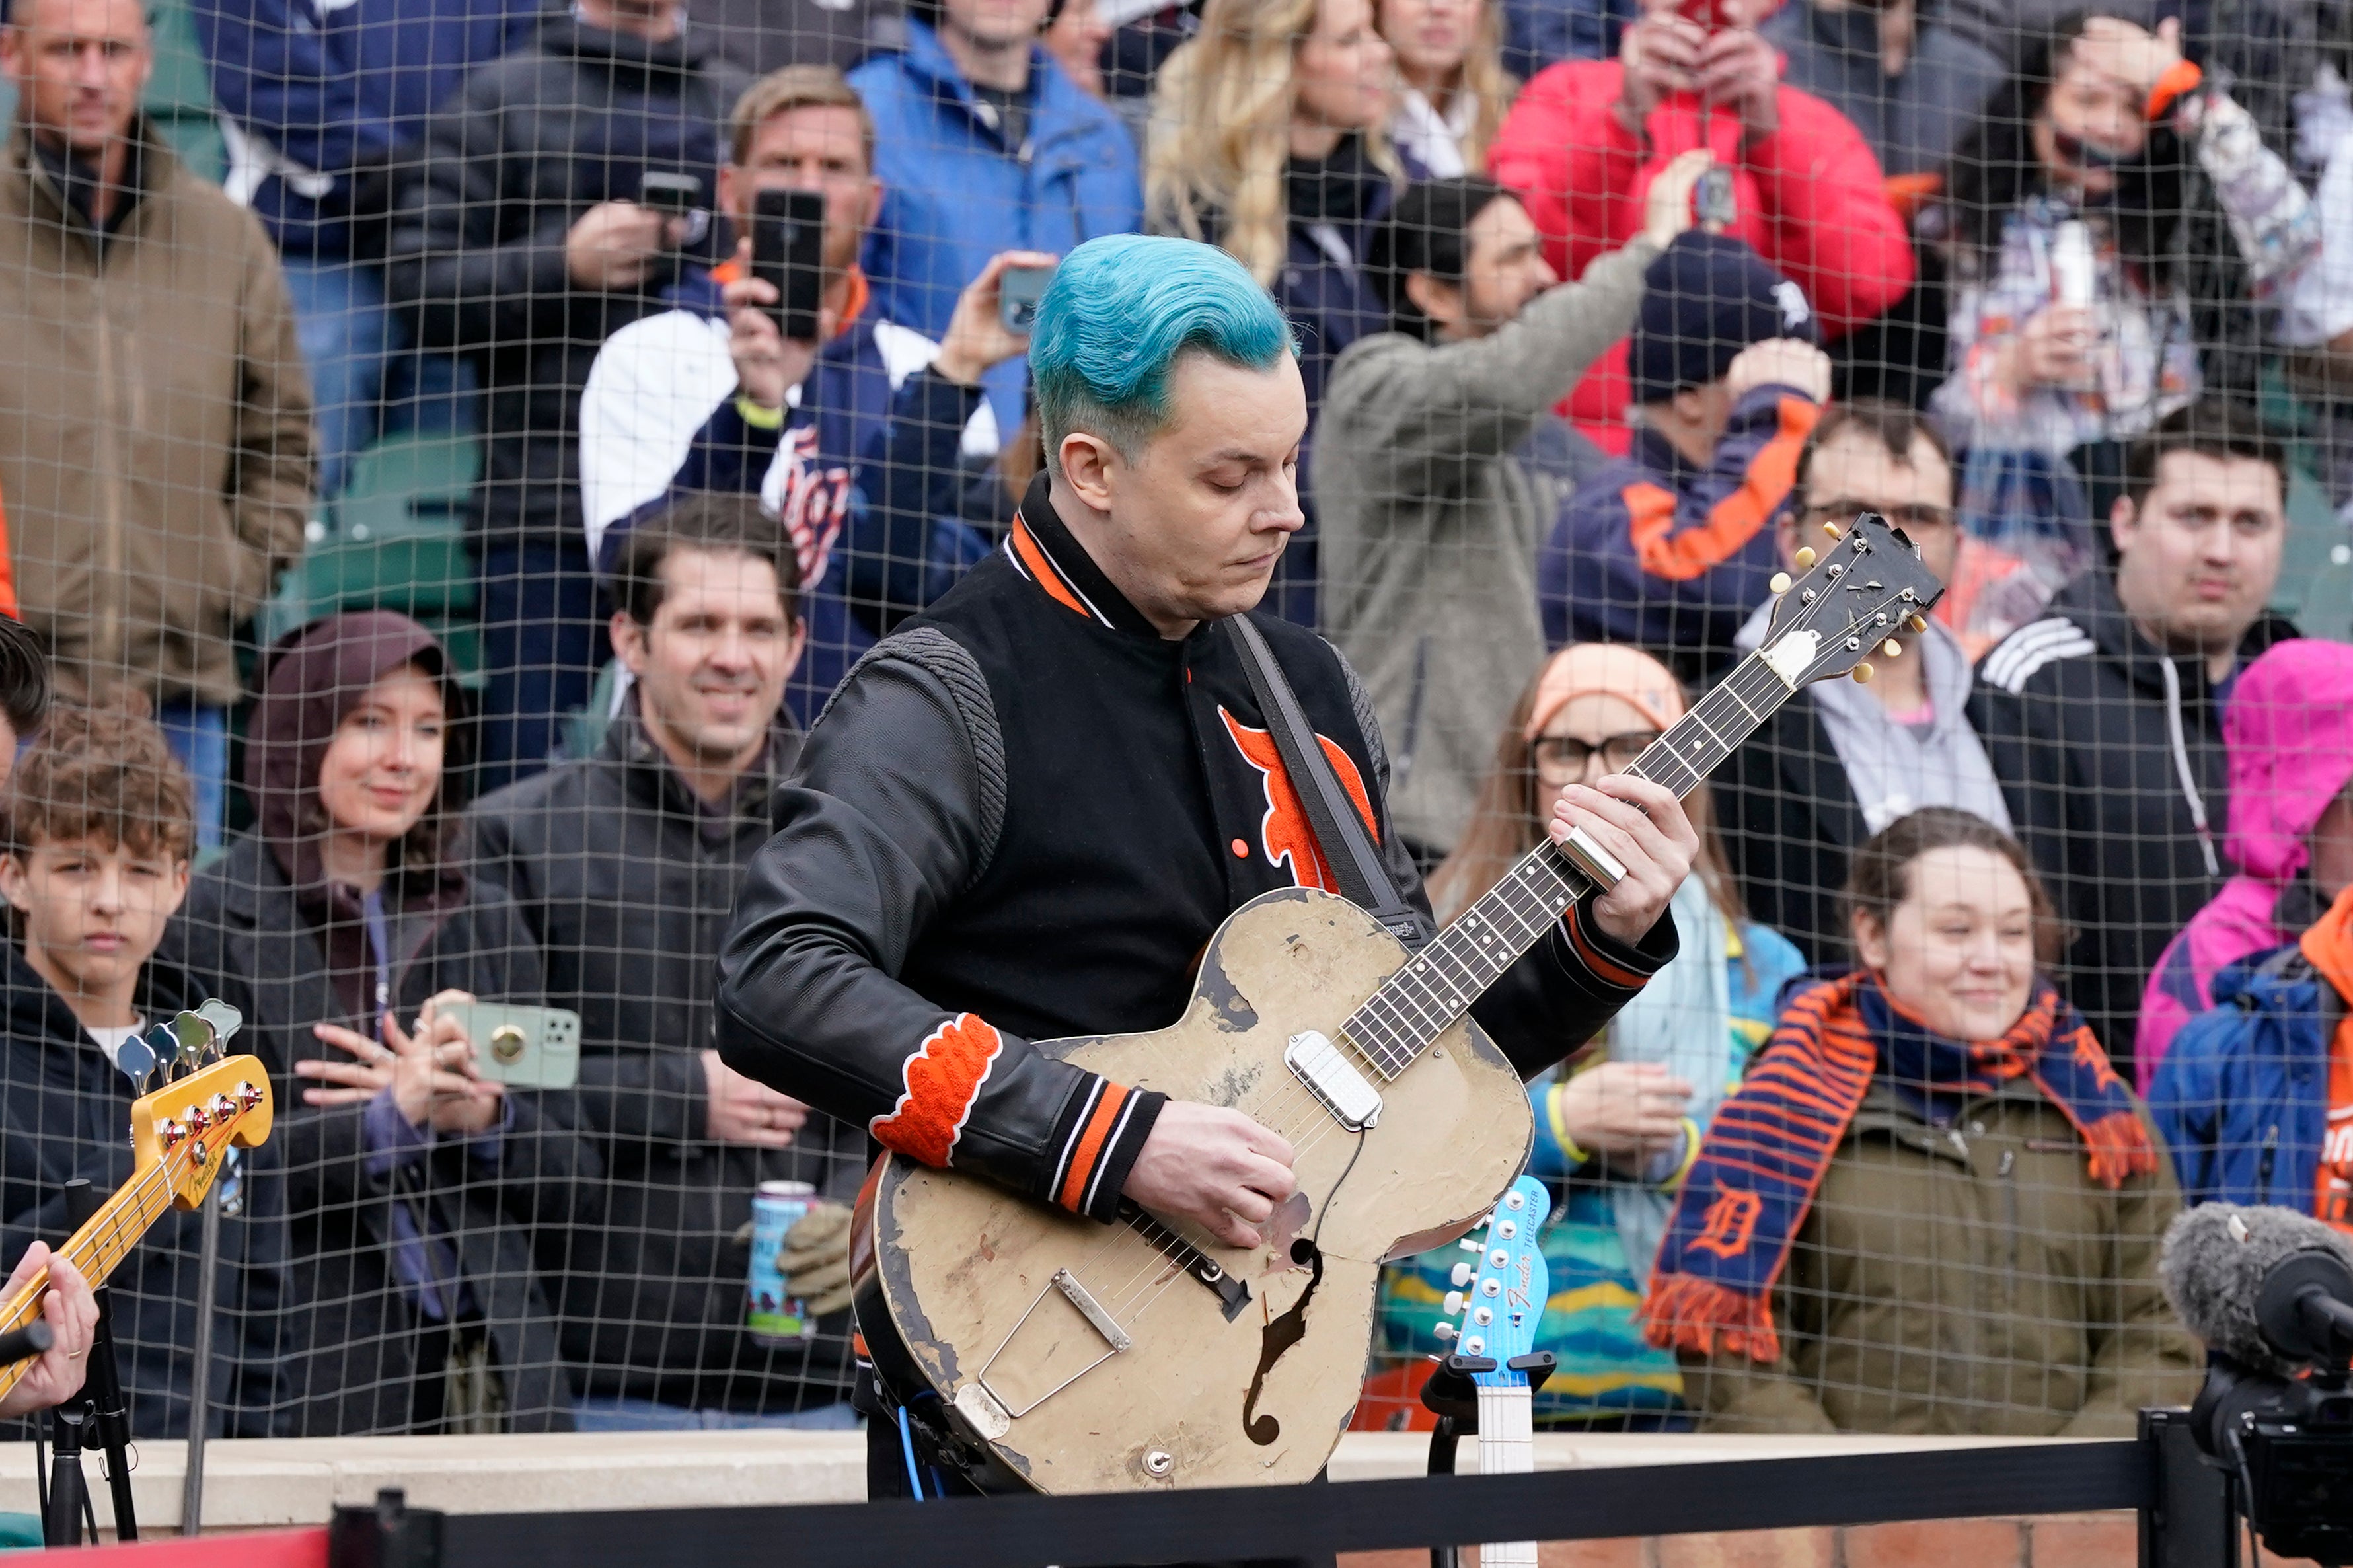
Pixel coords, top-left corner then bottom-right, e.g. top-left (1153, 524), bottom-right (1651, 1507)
top-left (1218, 707), bottom-right (1377, 893)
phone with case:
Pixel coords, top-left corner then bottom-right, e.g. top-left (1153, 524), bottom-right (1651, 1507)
top-left (442, 1003), bottom-right (582, 1090)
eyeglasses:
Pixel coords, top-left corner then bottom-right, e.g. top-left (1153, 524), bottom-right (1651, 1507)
top-left (1530, 731), bottom-right (1658, 784)
top-left (1801, 502), bottom-right (1955, 534)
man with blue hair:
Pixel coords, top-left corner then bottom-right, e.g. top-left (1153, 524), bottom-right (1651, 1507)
top-left (715, 235), bottom-right (1696, 1514)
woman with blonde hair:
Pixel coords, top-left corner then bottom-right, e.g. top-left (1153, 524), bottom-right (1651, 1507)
top-left (1377, 0), bottom-right (1514, 176)
top-left (1373, 643), bottom-right (1805, 1429)
top-left (1149, 0), bottom-right (1406, 622)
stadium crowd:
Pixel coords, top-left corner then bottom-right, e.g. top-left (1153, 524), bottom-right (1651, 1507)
top-left (0, 0), bottom-right (2349, 1446)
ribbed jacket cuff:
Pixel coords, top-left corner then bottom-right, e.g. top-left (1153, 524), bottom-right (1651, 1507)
top-left (1563, 889), bottom-right (1675, 994)
top-left (1043, 1077), bottom-right (1168, 1222)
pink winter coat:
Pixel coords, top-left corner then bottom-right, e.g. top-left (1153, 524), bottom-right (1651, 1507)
top-left (2136, 639), bottom-right (2353, 1088)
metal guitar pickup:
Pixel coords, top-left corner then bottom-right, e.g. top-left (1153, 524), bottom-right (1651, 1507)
top-left (1285, 1031), bottom-right (1382, 1131)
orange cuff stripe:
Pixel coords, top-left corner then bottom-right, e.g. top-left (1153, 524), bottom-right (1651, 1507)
top-left (1057, 1081), bottom-right (1132, 1213)
top-left (1009, 518), bottom-right (1090, 619)
top-left (1565, 901), bottom-right (1648, 989)
top-left (870, 1014), bottom-right (1004, 1168)
top-left (1628, 396), bottom-right (1822, 582)
top-left (2146, 59), bottom-right (2202, 120)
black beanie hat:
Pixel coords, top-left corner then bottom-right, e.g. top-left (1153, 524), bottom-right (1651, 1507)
top-left (1629, 231), bottom-right (1818, 406)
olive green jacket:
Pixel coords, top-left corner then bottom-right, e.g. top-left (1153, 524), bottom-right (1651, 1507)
top-left (1677, 1079), bottom-right (2202, 1435)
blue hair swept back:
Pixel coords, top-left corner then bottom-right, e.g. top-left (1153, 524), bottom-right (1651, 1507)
top-left (1029, 234), bottom-right (1295, 468)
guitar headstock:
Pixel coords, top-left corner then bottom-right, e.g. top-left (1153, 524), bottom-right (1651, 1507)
top-left (130, 1053), bottom-right (274, 1210)
top-left (1435, 1176), bottom-right (1551, 1387)
top-left (1757, 511), bottom-right (1949, 689)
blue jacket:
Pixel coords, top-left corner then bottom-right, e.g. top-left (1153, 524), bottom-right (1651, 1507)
top-left (2149, 946), bottom-right (2337, 1211)
top-left (196, 0), bottom-right (544, 258)
top-left (1538, 385), bottom-right (1822, 677)
top-left (579, 267), bottom-right (991, 726)
top-left (846, 19), bottom-right (1141, 441)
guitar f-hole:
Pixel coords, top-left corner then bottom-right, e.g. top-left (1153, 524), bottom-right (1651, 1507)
top-left (1241, 1241), bottom-right (1323, 1446)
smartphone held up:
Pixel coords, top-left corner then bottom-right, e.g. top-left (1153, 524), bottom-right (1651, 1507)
top-left (753, 188), bottom-right (827, 344)
top-left (998, 262), bottom-right (1055, 334)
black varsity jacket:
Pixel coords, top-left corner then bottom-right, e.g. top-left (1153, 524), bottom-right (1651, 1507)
top-left (715, 474), bottom-right (1676, 1226)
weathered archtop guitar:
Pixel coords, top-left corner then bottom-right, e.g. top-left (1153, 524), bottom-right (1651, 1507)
top-left (854, 514), bottom-right (1945, 1493)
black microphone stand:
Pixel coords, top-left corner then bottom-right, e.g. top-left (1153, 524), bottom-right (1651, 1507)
top-left (41, 1396), bottom-right (92, 1547)
top-left (41, 1179), bottom-right (139, 1545)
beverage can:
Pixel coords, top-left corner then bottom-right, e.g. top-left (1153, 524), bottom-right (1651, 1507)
top-left (747, 1179), bottom-right (817, 1344)
top-left (2052, 220), bottom-right (2097, 309)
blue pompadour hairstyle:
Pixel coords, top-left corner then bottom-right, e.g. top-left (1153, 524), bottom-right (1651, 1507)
top-left (1029, 235), bottom-right (1296, 472)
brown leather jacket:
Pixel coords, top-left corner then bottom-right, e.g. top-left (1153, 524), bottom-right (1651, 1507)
top-left (0, 122), bottom-right (311, 706)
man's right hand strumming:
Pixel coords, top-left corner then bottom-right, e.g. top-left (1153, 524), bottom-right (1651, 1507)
top-left (1122, 1100), bottom-right (1296, 1248)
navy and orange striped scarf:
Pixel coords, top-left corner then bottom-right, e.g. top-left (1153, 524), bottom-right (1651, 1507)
top-left (1640, 971), bottom-right (2155, 1364)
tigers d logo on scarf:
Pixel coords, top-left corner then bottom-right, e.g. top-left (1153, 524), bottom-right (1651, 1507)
top-left (1692, 1189), bottom-right (1763, 1259)
top-left (1217, 707), bottom-right (1376, 894)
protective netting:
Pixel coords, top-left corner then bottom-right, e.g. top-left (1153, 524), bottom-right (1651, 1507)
top-left (0, 0), bottom-right (2342, 1452)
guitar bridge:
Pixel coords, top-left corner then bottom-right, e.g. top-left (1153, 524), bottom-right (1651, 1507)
top-left (1285, 1031), bottom-right (1382, 1130)
top-left (973, 1267), bottom-right (1135, 1422)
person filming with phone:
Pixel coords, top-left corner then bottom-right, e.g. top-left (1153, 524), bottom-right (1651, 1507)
top-left (161, 611), bottom-right (595, 1437)
top-left (385, 0), bottom-right (750, 792)
top-left (1488, 0), bottom-right (1912, 455)
top-left (582, 65), bottom-right (1044, 723)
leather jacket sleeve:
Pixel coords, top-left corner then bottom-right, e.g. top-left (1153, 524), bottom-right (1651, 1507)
top-left (717, 632), bottom-right (1164, 1222)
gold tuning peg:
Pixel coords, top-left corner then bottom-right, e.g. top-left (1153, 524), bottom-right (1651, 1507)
top-left (1793, 546), bottom-right (1817, 569)
top-left (1883, 639), bottom-right (1903, 657)
top-left (1851, 661), bottom-right (1875, 684)
top-left (1822, 521), bottom-right (1844, 541)
top-left (1768, 572), bottom-right (1793, 595)
top-left (1906, 613), bottom-right (1929, 635)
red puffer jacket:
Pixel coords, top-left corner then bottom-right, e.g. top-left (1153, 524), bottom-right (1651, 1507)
top-left (1491, 61), bottom-right (1914, 453)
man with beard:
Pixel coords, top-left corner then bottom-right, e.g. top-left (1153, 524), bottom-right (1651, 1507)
top-left (455, 493), bottom-right (866, 1429)
top-left (581, 65), bottom-right (1035, 725)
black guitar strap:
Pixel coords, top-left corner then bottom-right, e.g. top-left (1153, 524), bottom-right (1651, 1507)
top-left (1226, 615), bottom-right (1434, 953)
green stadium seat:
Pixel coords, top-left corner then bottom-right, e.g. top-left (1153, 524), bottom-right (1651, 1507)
top-left (2275, 468), bottom-right (2353, 644)
top-left (143, 0), bottom-right (227, 185)
top-left (335, 433), bottom-right (482, 541)
top-left (258, 435), bottom-right (487, 679)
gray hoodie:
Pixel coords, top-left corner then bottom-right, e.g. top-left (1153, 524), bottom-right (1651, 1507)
top-left (1314, 237), bottom-right (1657, 853)
top-left (1735, 597), bottom-right (2012, 836)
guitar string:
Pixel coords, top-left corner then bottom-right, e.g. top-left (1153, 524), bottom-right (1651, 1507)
top-left (1216, 653), bottom-right (1778, 1160)
top-left (1222, 663), bottom-right (1752, 1171)
top-left (0, 1090), bottom-right (250, 1398)
top-left (1002, 622), bottom-right (1890, 1379)
top-left (1073, 658), bottom-right (1790, 1324)
top-left (1079, 741), bottom-right (1668, 1323)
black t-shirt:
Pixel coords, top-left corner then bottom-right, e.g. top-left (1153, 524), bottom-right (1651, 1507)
top-left (972, 81), bottom-right (1032, 153)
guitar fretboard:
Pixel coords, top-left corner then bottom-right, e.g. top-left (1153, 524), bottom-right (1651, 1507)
top-left (0, 1161), bottom-right (178, 1405)
top-left (1475, 1382), bottom-right (1538, 1568)
top-left (1342, 653), bottom-right (1794, 1079)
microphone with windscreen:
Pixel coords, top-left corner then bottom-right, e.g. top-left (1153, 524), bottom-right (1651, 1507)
top-left (2160, 1202), bottom-right (2353, 1376)
top-left (2161, 1204), bottom-right (2353, 1567)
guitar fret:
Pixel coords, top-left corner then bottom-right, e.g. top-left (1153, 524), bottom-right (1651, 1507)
top-left (1341, 647), bottom-right (1806, 1076)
